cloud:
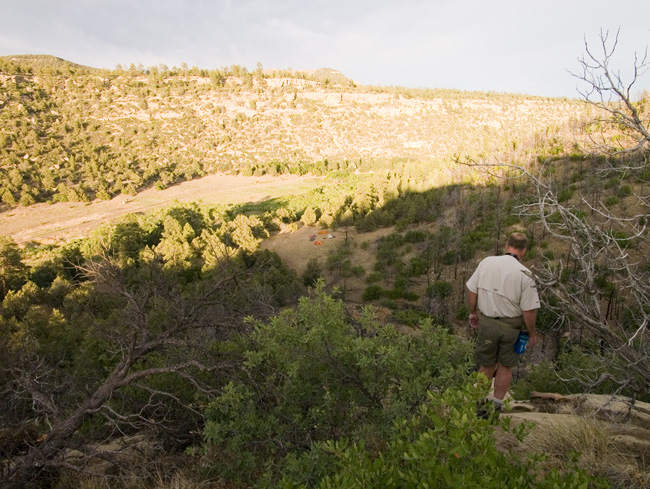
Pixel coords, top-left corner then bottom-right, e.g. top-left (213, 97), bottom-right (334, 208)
top-left (1, 0), bottom-right (649, 96)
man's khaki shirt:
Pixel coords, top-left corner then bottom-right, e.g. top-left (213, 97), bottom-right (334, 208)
top-left (466, 254), bottom-right (540, 318)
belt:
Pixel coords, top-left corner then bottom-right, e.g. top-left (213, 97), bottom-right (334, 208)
top-left (478, 312), bottom-right (523, 329)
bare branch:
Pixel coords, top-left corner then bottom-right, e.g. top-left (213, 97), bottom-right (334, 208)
top-left (571, 29), bottom-right (650, 155)
top-left (458, 146), bottom-right (650, 396)
top-left (1, 254), bottom-right (258, 487)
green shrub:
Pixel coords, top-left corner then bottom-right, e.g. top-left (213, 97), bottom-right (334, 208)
top-left (512, 341), bottom-right (646, 402)
top-left (341, 262), bottom-right (364, 278)
top-left (428, 280), bottom-right (453, 300)
top-left (617, 185), bottom-right (632, 198)
top-left (456, 304), bottom-right (469, 321)
top-left (407, 257), bottom-right (428, 277)
top-left (503, 214), bottom-right (520, 226)
top-left (383, 288), bottom-right (404, 300)
top-left (404, 230), bottom-right (428, 243)
top-left (363, 285), bottom-right (384, 300)
top-left (380, 299), bottom-right (399, 309)
top-left (302, 258), bottom-right (323, 287)
top-left (441, 250), bottom-right (457, 266)
top-left (1, 189), bottom-right (16, 205)
top-left (351, 264), bottom-right (365, 277)
top-left (390, 308), bottom-right (431, 327)
top-left (541, 249), bottom-right (555, 260)
top-left (608, 230), bottom-right (633, 248)
top-left (201, 286), bottom-right (474, 485)
top-left (276, 382), bottom-right (607, 489)
top-left (364, 272), bottom-right (382, 284)
top-left (19, 193), bottom-right (36, 206)
top-left (401, 291), bottom-right (419, 301)
top-left (29, 262), bottom-right (58, 289)
top-left (557, 187), bottom-right (574, 203)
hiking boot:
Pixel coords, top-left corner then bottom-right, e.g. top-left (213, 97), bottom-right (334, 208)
top-left (476, 400), bottom-right (501, 420)
top-left (492, 402), bottom-right (502, 419)
top-left (476, 400), bottom-right (489, 419)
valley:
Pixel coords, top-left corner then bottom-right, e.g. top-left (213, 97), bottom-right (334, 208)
top-left (0, 172), bottom-right (323, 244)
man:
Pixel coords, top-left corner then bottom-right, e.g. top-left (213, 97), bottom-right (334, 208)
top-left (466, 232), bottom-right (540, 418)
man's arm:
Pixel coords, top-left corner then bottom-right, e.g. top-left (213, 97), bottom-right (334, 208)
top-left (468, 290), bottom-right (478, 328)
top-left (522, 309), bottom-right (537, 348)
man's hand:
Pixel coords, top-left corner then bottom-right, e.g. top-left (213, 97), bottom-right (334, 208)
top-left (467, 291), bottom-right (478, 329)
top-left (469, 312), bottom-right (479, 329)
top-left (522, 309), bottom-right (537, 348)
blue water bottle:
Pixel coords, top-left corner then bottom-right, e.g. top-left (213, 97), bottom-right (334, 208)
top-left (514, 331), bottom-right (529, 354)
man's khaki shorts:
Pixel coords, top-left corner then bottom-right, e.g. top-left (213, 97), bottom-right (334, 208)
top-left (476, 313), bottom-right (524, 368)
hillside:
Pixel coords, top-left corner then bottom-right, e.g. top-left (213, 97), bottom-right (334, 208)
top-left (1, 55), bottom-right (649, 488)
top-left (0, 55), bottom-right (593, 208)
top-left (0, 54), bottom-right (96, 73)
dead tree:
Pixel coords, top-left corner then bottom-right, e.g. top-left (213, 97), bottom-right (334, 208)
top-left (455, 30), bottom-right (650, 396)
top-left (1, 256), bottom-right (253, 488)
top-left (572, 28), bottom-right (650, 155)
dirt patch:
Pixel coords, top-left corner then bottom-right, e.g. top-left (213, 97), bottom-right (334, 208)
top-left (262, 224), bottom-right (340, 276)
top-left (262, 224), bottom-right (388, 275)
top-left (0, 173), bottom-right (323, 245)
top-left (262, 224), bottom-right (396, 303)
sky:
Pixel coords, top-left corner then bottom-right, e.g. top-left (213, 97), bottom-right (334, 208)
top-left (1, 0), bottom-right (649, 98)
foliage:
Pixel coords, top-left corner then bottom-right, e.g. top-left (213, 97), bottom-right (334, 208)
top-left (0, 55), bottom-right (590, 209)
top-left (0, 202), bottom-right (303, 487)
top-left (275, 382), bottom-right (608, 489)
top-left (512, 341), bottom-right (649, 402)
top-left (428, 280), bottom-right (453, 300)
top-left (449, 32), bottom-right (650, 400)
top-left (389, 307), bottom-right (432, 327)
top-left (302, 258), bottom-right (323, 287)
top-left (200, 283), bottom-right (474, 485)
top-left (0, 236), bottom-right (28, 298)
top-left (300, 206), bottom-right (318, 225)
top-left (0, 43), bottom-right (647, 489)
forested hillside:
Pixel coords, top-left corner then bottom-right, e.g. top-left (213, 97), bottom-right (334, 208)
top-left (1, 55), bottom-right (591, 207)
top-left (0, 52), bottom-right (649, 489)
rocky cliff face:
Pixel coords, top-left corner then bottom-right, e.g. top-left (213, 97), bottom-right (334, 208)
top-left (1, 57), bottom-right (596, 205)
top-left (94, 74), bottom-right (592, 168)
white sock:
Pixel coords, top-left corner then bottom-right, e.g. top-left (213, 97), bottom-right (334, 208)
top-left (493, 397), bottom-right (503, 407)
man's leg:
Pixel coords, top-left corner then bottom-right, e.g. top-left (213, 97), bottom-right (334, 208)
top-left (478, 364), bottom-right (496, 380)
top-left (493, 363), bottom-right (512, 400)
top-left (476, 364), bottom-right (497, 419)
top-left (477, 363), bottom-right (512, 419)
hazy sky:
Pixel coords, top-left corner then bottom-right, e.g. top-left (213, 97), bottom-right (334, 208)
top-left (2, 0), bottom-right (649, 98)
